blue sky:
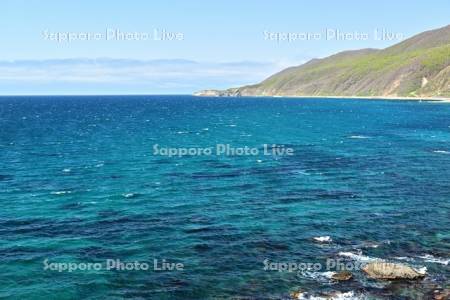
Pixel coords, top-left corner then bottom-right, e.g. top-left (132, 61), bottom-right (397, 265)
top-left (1, 0), bottom-right (449, 94)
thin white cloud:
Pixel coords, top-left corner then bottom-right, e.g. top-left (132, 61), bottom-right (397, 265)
top-left (0, 58), bottom-right (289, 93)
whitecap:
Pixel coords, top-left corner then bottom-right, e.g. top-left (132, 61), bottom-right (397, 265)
top-left (320, 271), bottom-right (336, 278)
top-left (418, 254), bottom-right (449, 265)
top-left (392, 257), bottom-right (428, 273)
top-left (301, 270), bottom-right (336, 280)
top-left (51, 191), bottom-right (72, 195)
top-left (297, 270), bottom-right (337, 284)
top-left (433, 150), bottom-right (450, 154)
top-left (353, 241), bottom-right (381, 249)
top-left (313, 236), bottom-right (332, 243)
top-left (348, 135), bottom-right (370, 139)
top-left (293, 291), bottom-right (362, 300)
top-left (415, 266), bottom-right (428, 274)
top-left (122, 193), bottom-right (136, 198)
top-left (338, 251), bottom-right (380, 262)
top-left (62, 168), bottom-right (71, 172)
top-left (296, 171), bottom-right (311, 176)
top-left (394, 256), bottom-right (415, 262)
top-left (328, 291), bottom-right (361, 300)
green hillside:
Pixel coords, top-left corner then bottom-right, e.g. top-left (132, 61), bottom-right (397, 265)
top-left (197, 25), bottom-right (450, 98)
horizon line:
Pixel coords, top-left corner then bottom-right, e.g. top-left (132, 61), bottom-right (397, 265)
top-left (0, 93), bottom-right (195, 97)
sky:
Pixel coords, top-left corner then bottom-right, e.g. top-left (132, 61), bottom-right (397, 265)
top-left (0, 0), bottom-right (449, 94)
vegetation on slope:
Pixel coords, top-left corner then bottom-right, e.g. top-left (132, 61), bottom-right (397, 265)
top-left (213, 25), bottom-right (450, 98)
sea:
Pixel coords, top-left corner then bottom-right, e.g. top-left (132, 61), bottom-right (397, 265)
top-left (0, 95), bottom-right (449, 299)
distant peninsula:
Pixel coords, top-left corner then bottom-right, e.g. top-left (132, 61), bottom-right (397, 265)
top-left (195, 25), bottom-right (450, 100)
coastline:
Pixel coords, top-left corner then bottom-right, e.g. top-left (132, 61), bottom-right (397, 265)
top-left (278, 95), bottom-right (450, 102)
top-left (193, 92), bottom-right (450, 103)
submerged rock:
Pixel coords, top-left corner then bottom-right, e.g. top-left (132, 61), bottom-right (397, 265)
top-left (331, 271), bottom-right (353, 281)
top-left (434, 288), bottom-right (450, 300)
top-left (290, 289), bottom-right (306, 299)
top-left (363, 262), bottom-right (425, 280)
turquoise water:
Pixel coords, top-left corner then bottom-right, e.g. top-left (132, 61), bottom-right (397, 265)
top-left (0, 95), bottom-right (449, 299)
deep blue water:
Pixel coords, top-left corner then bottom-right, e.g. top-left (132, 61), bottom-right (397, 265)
top-left (0, 95), bottom-right (449, 299)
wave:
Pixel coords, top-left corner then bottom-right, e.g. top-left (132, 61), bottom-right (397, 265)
top-left (433, 150), bottom-right (450, 154)
top-left (418, 254), bottom-right (449, 265)
top-left (293, 291), bottom-right (363, 300)
top-left (395, 254), bottom-right (449, 266)
top-left (296, 170), bottom-right (311, 176)
top-left (415, 266), bottom-right (427, 275)
top-left (122, 193), bottom-right (137, 198)
top-left (352, 241), bottom-right (384, 249)
top-left (50, 191), bottom-right (72, 195)
top-left (393, 256), bottom-right (414, 262)
top-left (313, 236), bottom-right (332, 243)
top-left (338, 251), bottom-right (380, 262)
top-left (348, 135), bottom-right (371, 139)
top-left (297, 270), bottom-right (336, 282)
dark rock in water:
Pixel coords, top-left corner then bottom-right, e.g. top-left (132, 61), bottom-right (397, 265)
top-left (61, 202), bottom-right (83, 210)
top-left (0, 174), bottom-right (13, 181)
top-left (193, 243), bottom-right (212, 252)
top-left (363, 262), bottom-right (425, 280)
top-left (434, 288), bottom-right (450, 300)
top-left (289, 290), bottom-right (306, 299)
top-left (332, 271), bottom-right (353, 281)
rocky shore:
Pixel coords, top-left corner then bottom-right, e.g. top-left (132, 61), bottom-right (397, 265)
top-left (287, 237), bottom-right (449, 299)
top-left (193, 90), bottom-right (450, 102)
top-left (362, 262), bottom-right (425, 280)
